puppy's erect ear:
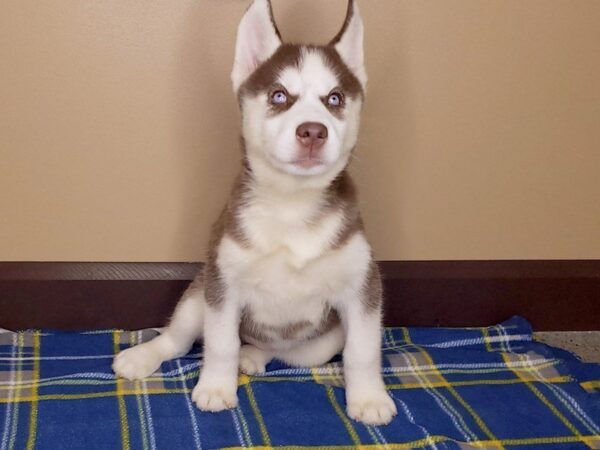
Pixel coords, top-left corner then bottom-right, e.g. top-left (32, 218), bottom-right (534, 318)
top-left (231, 0), bottom-right (282, 93)
top-left (330, 0), bottom-right (367, 90)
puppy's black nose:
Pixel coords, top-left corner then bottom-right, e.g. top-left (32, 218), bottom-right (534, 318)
top-left (296, 122), bottom-right (328, 149)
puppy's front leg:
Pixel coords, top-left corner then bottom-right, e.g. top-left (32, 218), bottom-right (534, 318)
top-left (339, 299), bottom-right (397, 425)
top-left (192, 297), bottom-right (240, 412)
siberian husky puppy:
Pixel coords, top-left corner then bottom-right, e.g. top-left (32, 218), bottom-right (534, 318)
top-left (113, 0), bottom-right (397, 425)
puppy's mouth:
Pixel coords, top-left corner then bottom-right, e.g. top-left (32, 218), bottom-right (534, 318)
top-left (291, 157), bottom-right (325, 169)
top-left (270, 153), bottom-right (329, 175)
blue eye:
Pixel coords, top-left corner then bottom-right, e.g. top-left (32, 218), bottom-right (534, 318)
top-left (271, 91), bottom-right (287, 104)
top-left (328, 92), bottom-right (343, 107)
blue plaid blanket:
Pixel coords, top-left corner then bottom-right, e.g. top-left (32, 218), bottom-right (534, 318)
top-left (1, 317), bottom-right (599, 449)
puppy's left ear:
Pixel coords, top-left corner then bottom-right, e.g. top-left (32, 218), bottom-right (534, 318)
top-left (231, 0), bottom-right (282, 93)
top-left (330, 0), bottom-right (367, 90)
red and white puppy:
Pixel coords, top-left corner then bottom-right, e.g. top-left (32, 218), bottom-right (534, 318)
top-left (113, 0), bottom-right (396, 425)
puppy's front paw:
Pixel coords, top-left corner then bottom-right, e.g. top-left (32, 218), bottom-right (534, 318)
top-left (192, 380), bottom-right (238, 412)
top-left (113, 344), bottom-right (162, 380)
top-left (346, 388), bottom-right (397, 425)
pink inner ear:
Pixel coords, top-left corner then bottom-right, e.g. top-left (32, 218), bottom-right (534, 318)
top-left (247, 34), bottom-right (269, 73)
top-left (248, 56), bottom-right (260, 74)
top-left (246, 38), bottom-right (261, 74)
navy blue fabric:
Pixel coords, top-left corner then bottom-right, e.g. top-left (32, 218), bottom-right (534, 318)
top-left (1, 317), bottom-right (599, 449)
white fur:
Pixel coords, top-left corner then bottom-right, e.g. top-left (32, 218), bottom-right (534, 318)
top-left (336, 298), bottom-right (397, 424)
top-left (113, 0), bottom-right (396, 426)
top-left (219, 230), bottom-right (370, 348)
top-left (191, 296), bottom-right (240, 411)
top-left (216, 184), bottom-right (370, 354)
top-left (334, 2), bottom-right (368, 90)
top-left (231, 0), bottom-right (281, 92)
top-left (239, 344), bottom-right (273, 375)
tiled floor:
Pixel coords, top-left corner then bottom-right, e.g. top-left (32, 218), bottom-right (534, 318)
top-left (535, 332), bottom-right (600, 363)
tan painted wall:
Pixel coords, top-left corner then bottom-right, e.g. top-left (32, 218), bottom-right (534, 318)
top-left (1, 0), bottom-right (599, 262)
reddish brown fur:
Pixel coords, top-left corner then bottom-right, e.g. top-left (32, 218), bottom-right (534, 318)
top-left (239, 44), bottom-right (303, 101)
top-left (239, 44), bottom-right (363, 107)
top-left (320, 170), bottom-right (365, 250)
top-left (362, 260), bottom-right (383, 312)
top-left (202, 170), bottom-right (252, 308)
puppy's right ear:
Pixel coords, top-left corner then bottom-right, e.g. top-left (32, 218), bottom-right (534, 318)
top-left (231, 0), bottom-right (282, 93)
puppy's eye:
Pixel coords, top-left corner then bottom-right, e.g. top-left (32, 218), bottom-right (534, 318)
top-left (327, 92), bottom-right (343, 107)
top-left (271, 90), bottom-right (288, 105)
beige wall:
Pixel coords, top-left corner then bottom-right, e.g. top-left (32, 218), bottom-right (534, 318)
top-left (1, 0), bottom-right (599, 262)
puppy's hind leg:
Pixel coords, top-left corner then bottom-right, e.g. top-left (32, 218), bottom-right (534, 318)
top-left (239, 344), bottom-right (274, 375)
top-left (276, 325), bottom-right (345, 368)
top-left (113, 277), bottom-right (205, 380)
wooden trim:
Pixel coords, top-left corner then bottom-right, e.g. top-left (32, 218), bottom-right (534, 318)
top-left (379, 260), bottom-right (600, 279)
top-left (2, 260), bottom-right (598, 281)
top-left (0, 262), bottom-right (199, 281)
top-left (1, 261), bottom-right (598, 331)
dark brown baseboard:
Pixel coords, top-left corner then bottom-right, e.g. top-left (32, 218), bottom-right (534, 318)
top-left (0, 261), bottom-right (598, 331)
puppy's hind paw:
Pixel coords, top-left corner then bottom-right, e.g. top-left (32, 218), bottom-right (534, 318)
top-left (239, 344), bottom-right (270, 375)
top-left (112, 344), bottom-right (163, 380)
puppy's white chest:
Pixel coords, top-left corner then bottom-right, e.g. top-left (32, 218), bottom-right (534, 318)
top-left (241, 193), bottom-right (343, 269)
top-left (216, 186), bottom-right (372, 340)
top-left (218, 229), bottom-right (371, 329)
